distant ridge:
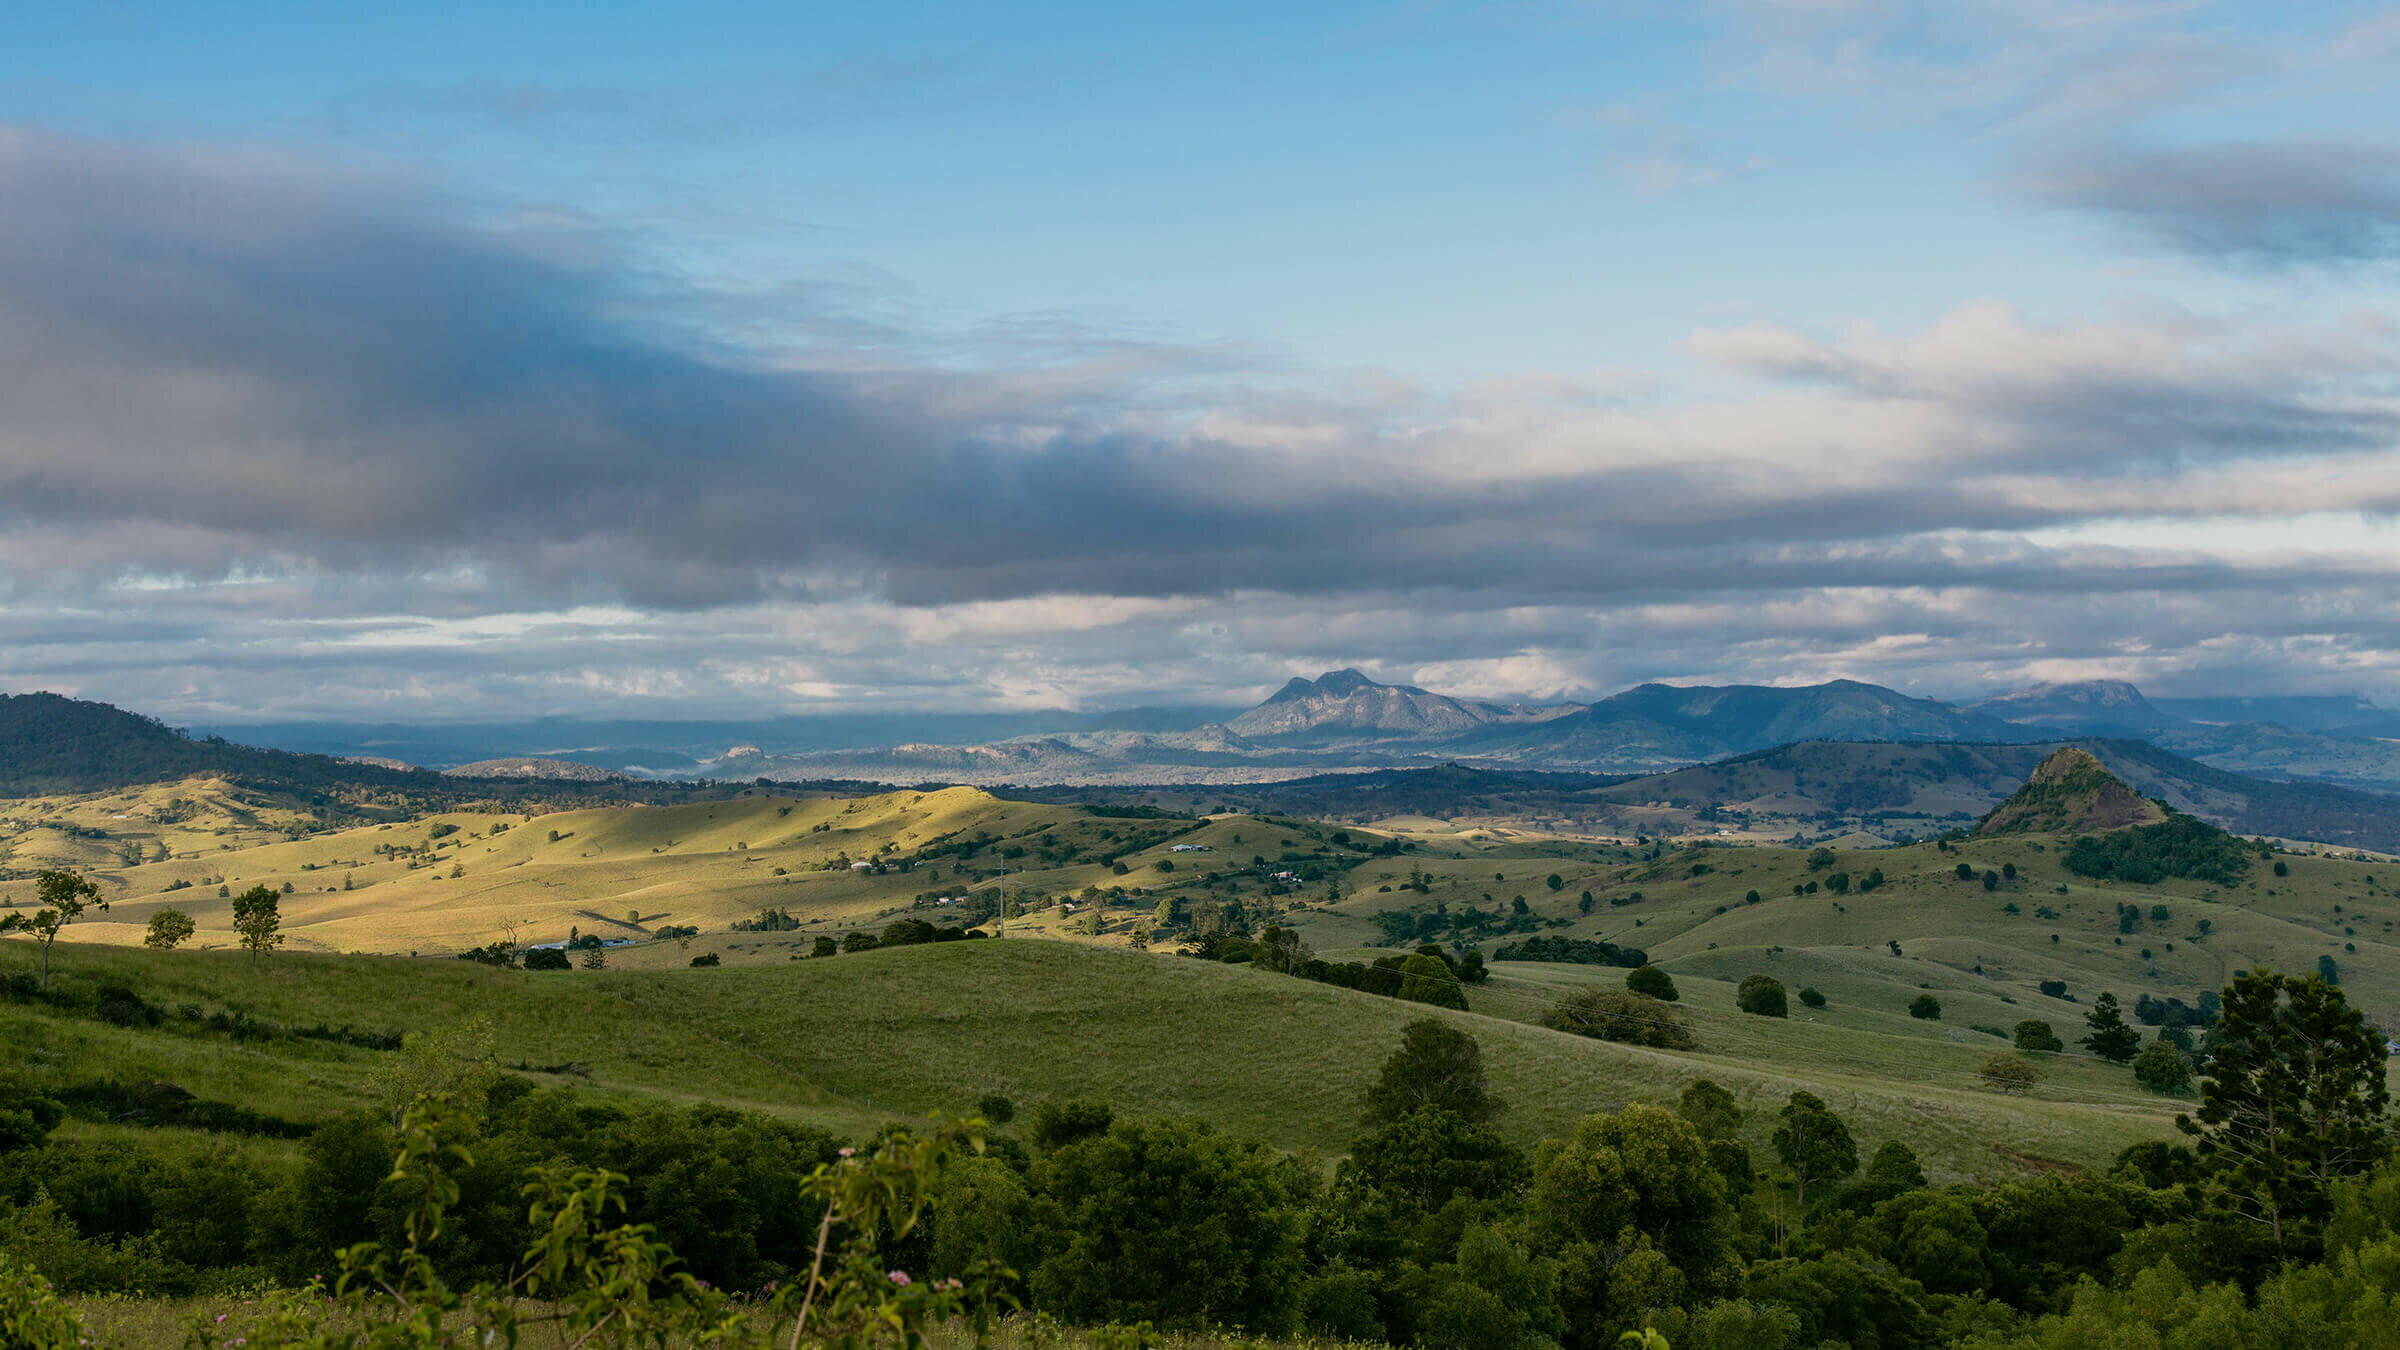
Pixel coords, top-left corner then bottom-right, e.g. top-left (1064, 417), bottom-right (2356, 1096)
top-left (1977, 747), bottom-right (2164, 836)
top-left (1973, 680), bottom-right (2182, 735)
top-left (0, 692), bottom-right (437, 798)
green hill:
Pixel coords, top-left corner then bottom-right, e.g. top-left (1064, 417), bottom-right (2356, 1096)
top-left (2, 936), bottom-right (2175, 1182)
top-left (1977, 746), bottom-right (2164, 835)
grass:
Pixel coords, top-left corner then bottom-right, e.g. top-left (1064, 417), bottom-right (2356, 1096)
top-left (10, 778), bottom-right (2394, 1184)
top-left (8, 934), bottom-right (2177, 1184)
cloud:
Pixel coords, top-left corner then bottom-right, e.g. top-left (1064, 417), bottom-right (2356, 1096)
top-left (2008, 140), bottom-right (2400, 262)
top-left (4, 124), bottom-right (2400, 716)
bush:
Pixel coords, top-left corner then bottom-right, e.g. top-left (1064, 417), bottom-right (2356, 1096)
top-left (1540, 988), bottom-right (1695, 1050)
top-left (522, 949), bottom-right (571, 971)
top-left (2013, 1019), bottom-right (2064, 1053)
top-left (976, 1094), bottom-right (1017, 1124)
top-left (1736, 975), bottom-right (1788, 1018)
top-left (1624, 964), bottom-right (1679, 1002)
top-left (1797, 986), bottom-right (1827, 1009)
top-left (688, 953), bottom-right (721, 967)
top-left (1979, 1056), bottom-right (2042, 1094)
top-left (2132, 1040), bottom-right (2193, 1093)
top-left (1909, 994), bottom-right (1943, 1020)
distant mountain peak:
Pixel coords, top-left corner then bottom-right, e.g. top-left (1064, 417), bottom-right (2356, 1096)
top-left (1977, 747), bottom-right (2164, 836)
top-left (1973, 680), bottom-right (2180, 733)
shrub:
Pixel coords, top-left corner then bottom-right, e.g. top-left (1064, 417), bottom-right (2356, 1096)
top-left (1909, 994), bottom-right (1942, 1020)
top-left (1736, 975), bottom-right (1788, 1018)
top-left (976, 1093), bottom-right (1017, 1124)
top-left (523, 949), bottom-right (571, 971)
top-left (1540, 988), bottom-right (1695, 1050)
top-left (2013, 1019), bottom-right (2064, 1053)
top-left (1624, 964), bottom-right (1679, 1002)
top-left (2132, 1040), bottom-right (2193, 1093)
top-left (1797, 986), bottom-right (1827, 1009)
top-left (809, 935), bottom-right (838, 958)
top-left (1979, 1056), bottom-right (2042, 1095)
top-left (688, 953), bottom-right (721, 967)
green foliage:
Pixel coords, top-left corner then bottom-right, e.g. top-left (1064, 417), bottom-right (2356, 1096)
top-left (2012, 1020), bottom-right (2063, 1053)
top-left (2063, 813), bottom-right (2252, 886)
top-left (1677, 1080), bottom-right (1742, 1143)
top-left (1979, 1056), bottom-right (2042, 1095)
top-left (2181, 968), bottom-right (2393, 1256)
top-left (0, 1253), bottom-right (85, 1348)
top-left (1908, 994), bottom-right (1942, 1021)
top-left (1028, 1116), bottom-right (1312, 1332)
top-left (1396, 953), bottom-right (1468, 1010)
top-left (1490, 935), bottom-right (1650, 967)
top-left (1528, 1103), bottom-right (1737, 1343)
top-left (1625, 964), bottom-right (1679, 1002)
top-left (1, 871), bottom-right (106, 989)
top-left (1541, 988), bottom-right (1695, 1050)
top-left (1735, 975), bottom-right (1787, 1018)
top-left (1343, 1107), bottom-right (1527, 1211)
top-left (1796, 986), bottom-right (1826, 1009)
top-left (143, 908), bottom-right (196, 950)
top-left (1363, 1019), bottom-right (1499, 1128)
top-left (2132, 1040), bottom-right (2192, 1094)
top-left (1770, 1091), bottom-right (1857, 1206)
top-left (2082, 993), bottom-right (2141, 1063)
top-left (230, 885), bottom-right (283, 962)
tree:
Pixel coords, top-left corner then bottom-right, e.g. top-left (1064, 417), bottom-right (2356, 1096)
top-left (1770, 1091), bottom-right (1857, 1207)
top-left (2013, 1019), bottom-right (2064, 1053)
top-left (2132, 1040), bottom-right (2192, 1093)
top-left (1678, 1079), bottom-right (1743, 1142)
top-left (1909, 994), bottom-right (1942, 1020)
top-left (1027, 1117), bottom-right (1314, 1332)
top-left (1625, 964), bottom-right (1679, 1002)
top-left (1798, 986), bottom-right (1827, 1009)
top-left (2, 870), bottom-right (106, 989)
top-left (1979, 1056), bottom-right (2042, 1095)
top-left (1365, 1019), bottom-right (1500, 1127)
top-left (523, 948), bottom-right (570, 970)
top-left (1396, 952), bottom-right (1467, 1010)
top-left (2083, 992), bottom-right (2141, 1063)
top-left (809, 935), bottom-right (839, 958)
top-left (1527, 1104), bottom-right (1737, 1342)
top-left (1547, 873), bottom-right (1565, 892)
top-left (1540, 988), bottom-right (1694, 1050)
top-left (579, 945), bottom-right (607, 970)
top-left (229, 885), bottom-right (282, 963)
top-left (143, 908), bottom-right (196, 950)
top-left (2180, 968), bottom-right (2392, 1254)
top-left (1737, 974), bottom-right (1788, 1018)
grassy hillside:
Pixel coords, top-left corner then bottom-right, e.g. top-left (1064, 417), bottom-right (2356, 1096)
top-left (10, 773), bottom-right (2395, 1186)
top-left (4, 936), bottom-right (2175, 1184)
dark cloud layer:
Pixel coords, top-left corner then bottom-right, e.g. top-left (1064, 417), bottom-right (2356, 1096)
top-left (2, 125), bottom-right (2398, 716)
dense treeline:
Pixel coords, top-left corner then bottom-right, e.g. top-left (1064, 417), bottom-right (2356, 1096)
top-left (2062, 812), bottom-right (2255, 886)
top-left (1, 966), bottom-right (2394, 1349)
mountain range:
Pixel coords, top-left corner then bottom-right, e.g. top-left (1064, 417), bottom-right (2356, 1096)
top-left (17, 668), bottom-right (2400, 800)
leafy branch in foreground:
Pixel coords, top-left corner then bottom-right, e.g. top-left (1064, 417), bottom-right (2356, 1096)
top-left (183, 1094), bottom-right (1007, 1349)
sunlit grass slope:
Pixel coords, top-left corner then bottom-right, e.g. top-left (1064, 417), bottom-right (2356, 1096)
top-left (6, 936), bottom-right (2174, 1183)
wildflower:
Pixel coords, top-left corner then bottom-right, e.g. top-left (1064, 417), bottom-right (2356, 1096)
top-left (838, 1147), bottom-right (856, 1158)
top-left (887, 1270), bottom-right (911, 1286)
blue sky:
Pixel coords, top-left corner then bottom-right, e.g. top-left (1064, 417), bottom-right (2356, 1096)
top-left (1, 1), bottom-right (2398, 719)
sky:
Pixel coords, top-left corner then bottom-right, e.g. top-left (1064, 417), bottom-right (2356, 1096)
top-left (2, 0), bottom-right (2399, 722)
